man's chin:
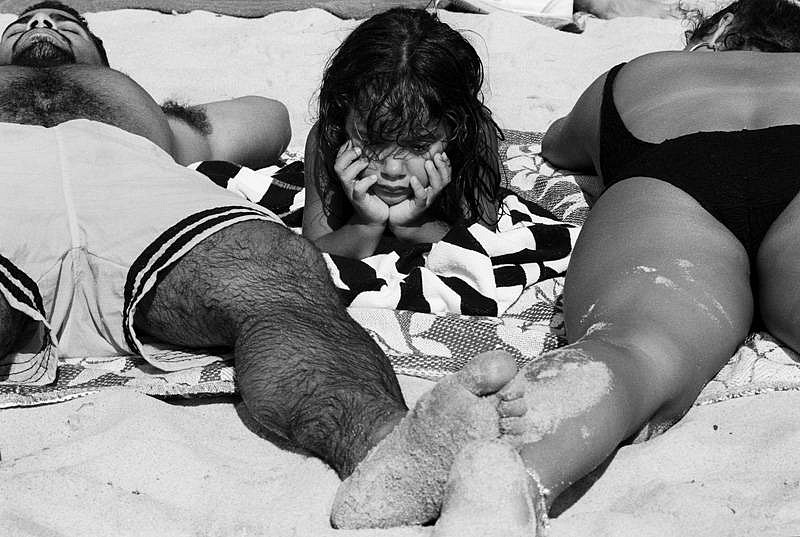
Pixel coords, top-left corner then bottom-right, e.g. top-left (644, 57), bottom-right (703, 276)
top-left (11, 41), bottom-right (76, 67)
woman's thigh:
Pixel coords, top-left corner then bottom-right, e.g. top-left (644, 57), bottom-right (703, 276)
top-left (566, 178), bottom-right (752, 384)
top-left (758, 191), bottom-right (800, 350)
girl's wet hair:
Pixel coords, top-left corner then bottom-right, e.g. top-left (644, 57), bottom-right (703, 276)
top-left (684, 0), bottom-right (800, 51)
top-left (315, 7), bottom-right (502, 226)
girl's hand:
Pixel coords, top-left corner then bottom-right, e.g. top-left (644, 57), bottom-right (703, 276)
top-left (335, 141), bottom-right (389, 225)
top-left (389, 152), bottom-right (452, 228)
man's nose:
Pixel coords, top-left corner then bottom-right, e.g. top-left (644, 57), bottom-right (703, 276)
top-left (28, 13), bottom-right (55, 29)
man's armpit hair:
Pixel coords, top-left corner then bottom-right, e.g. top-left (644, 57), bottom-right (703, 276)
top-left (161, 99), bottom-right (212, 135)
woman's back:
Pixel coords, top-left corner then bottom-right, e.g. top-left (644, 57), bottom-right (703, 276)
top-left (613, 51), bottom-right (800, 142)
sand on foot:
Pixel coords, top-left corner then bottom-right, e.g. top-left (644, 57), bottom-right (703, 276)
top-left (433, 438), bottom-right (545, 537)
top-left (330, 350), bottom-right (519, 529)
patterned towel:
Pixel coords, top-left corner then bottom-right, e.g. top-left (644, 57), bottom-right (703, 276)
top-left (2, 130), bottom-right (799, 408)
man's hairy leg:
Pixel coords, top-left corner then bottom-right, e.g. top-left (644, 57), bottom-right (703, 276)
top-left (134, 220), bottom-right (407, 477)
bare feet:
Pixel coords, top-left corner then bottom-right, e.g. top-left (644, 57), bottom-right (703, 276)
top-left (330, 350), bottom-right (519, 529)
top-left (433, 439), bottom-right (544, 537)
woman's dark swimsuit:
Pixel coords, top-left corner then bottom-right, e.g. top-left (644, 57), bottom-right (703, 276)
top-left (599, 62), bottom-right (800, 263)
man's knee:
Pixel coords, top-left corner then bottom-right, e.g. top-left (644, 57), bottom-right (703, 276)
top-left (193, 220), bottom-right (328, 279)
top-left (137, 220), bottom-right (341, 342)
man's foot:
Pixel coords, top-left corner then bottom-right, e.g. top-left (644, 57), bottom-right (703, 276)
top-left (330, 350), bottom-right (520, 529)
top-left (433, 439), bottom-right (543, 537)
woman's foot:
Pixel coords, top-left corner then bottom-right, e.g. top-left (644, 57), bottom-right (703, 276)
top-left (330, 350), bottom-right (520, 529)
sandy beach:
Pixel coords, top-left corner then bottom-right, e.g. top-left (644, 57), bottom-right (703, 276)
top-left (1, 6), bottom-right (799, 536)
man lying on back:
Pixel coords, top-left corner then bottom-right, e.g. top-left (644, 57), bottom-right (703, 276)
top-left (0, 1), bottom-right (414, 481)
top-left (0, 1), bottom-right (291, 168)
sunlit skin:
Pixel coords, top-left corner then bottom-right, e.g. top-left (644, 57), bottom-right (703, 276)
top-left (333, 112), bottom-right (452, 231)
top-left (0, 7), bottom-right (105, 66)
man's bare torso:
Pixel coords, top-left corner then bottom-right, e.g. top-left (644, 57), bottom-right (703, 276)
top-left (0, 64), bottom-right (175, 155)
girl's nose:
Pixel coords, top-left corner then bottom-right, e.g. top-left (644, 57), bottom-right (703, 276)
top-left (380, 156), bottom-right (405, 179)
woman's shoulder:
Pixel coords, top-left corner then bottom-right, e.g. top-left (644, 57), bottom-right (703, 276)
top-left (622, 50), bottom-right (800, 81)
top-left (621, 51), bottom-right (691, 76)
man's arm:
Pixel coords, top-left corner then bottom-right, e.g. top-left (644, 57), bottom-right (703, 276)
top-left (164, 96), bottom-right (291, 169)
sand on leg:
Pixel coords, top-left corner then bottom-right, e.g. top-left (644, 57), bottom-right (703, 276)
top-left (330, 350), bottom-right (519, 529)
top-left (495, 178), bottom-right (751, 519)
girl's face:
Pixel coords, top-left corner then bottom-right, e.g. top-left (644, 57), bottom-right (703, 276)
top-left (345, 112), bottom-right (448, 206)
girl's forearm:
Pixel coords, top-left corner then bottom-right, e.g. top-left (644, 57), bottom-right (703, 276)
top-left (311, 222), bottom-right (386, 259)
top-left (389, 220), bottom-right (450, 245)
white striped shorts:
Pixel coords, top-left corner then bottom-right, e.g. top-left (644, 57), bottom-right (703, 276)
top-left (0, 119), bottom-right (281, 385)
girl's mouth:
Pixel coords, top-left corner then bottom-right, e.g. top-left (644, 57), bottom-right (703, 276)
top-left (372, 184), bottom-right (411, 204)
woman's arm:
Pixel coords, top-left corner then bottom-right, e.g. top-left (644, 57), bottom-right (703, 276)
top-left (302, 123), bottom-right (386, 259)
top-left (166, 96), bottom-right (291, 169)
top-left (541, 72), bottom-right (608, 175)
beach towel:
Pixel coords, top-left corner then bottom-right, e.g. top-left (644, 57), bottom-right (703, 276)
top-left (196, 159), bottom-right (579, 317)
top-left (1, 129), bottom-right (799, 409)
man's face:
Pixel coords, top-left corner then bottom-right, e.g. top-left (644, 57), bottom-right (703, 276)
top-left (0, 7), bottom-right (105, 67)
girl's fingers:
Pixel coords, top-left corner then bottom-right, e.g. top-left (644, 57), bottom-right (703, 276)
top-left (433, 152), bottom-right (452, 187)
top-left (352, 174), bottom-right (378, 201)
top-left (424, 159), bottom-right (439, 189)
top-left (338, 155), bottom-right (369, 185)
top-left (336, 139), bottom-right (354, 157)
top-left (334, 145), bottom-right (364, 177)
top-left (409, 175), bottom-right (428, 207)
top-left (425, 153), bottom-right (451, 192)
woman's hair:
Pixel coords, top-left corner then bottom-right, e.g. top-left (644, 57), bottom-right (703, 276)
top-left (314, 7), bottom-right (502, 226)
top-left (684, 0), bottom-right (800, 51)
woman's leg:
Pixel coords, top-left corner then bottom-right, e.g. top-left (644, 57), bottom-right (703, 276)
top-left (756, 191), bottom-right (800, 349)
top-left (498, 178), bottom-right (752, 516)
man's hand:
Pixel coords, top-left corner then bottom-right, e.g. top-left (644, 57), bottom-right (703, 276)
top-left (336, 141), bottom-right (389, 226)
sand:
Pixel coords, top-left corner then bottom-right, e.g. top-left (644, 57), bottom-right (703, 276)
top-left (1, 7), bottom-right (799, 537)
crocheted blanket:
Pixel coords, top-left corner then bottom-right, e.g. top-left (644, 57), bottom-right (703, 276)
top-left (2, 130), bottom-right (799, 408)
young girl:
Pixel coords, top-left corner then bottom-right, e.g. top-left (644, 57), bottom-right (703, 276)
top-left (303, 7), bottom-right (503, 259)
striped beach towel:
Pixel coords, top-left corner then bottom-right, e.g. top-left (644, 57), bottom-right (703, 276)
top-left (193, 159), bottom-right (579, 317)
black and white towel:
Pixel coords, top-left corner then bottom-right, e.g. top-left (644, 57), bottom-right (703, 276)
top-left (192, 159), bottom-right (580, 317)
